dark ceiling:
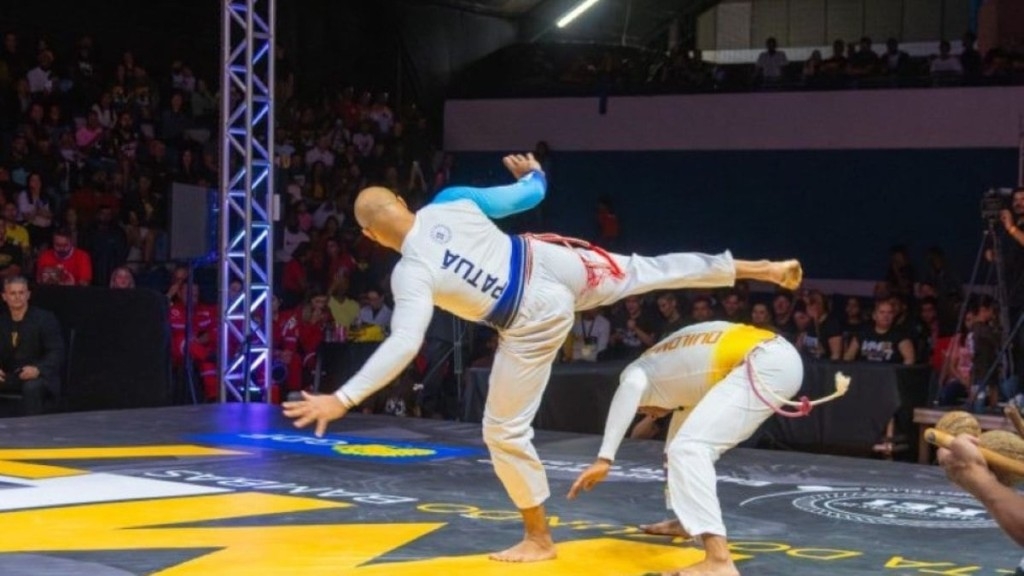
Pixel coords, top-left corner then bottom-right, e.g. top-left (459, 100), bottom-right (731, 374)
top-left (412, 0), bottom-right (716, 47)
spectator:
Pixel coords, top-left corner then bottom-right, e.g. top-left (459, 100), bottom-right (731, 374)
top-left (570, 308), bottom-right (611, 362)
top-left (885, 245), bottom-right (915, 299)
top-left (277, 206), bottom-right (310, 263)
top-left (754, 37), bottom-right (788, 85)
top-left (964, 296), bottom-right (1002, 411)
top-left (842, 296), bottom-right (866, 338)
top-left (801, 50), bottom-right (823, 86)
top-left (843, 300), bottom-right (915, 364)
top-left (718, 289), bottom-right (746, 323)
top-left (803, 290), bottom-right (844, 360)
top-left (327, 273), bottom-right (359, 330)
top-left (689, 295), bottom-right (715, 324)
top-left (297, 290), bottom-right (333, 383)
top-left (269, 294), bottom-right (302, 394)
top-left (0, 32), bottom-right (27, 83)
top-left (26, 49), bottom-right (56, 96)
top-left (880, 38), bottom-right (911, 78)
top-left (304, 135), bottom-right (335, 169)
top-left (36, 228), bottom-right (93, 286)
top-left (847, 37), bottom-right (880, 79)
top-left (92, 92), bottom-right (116, 129)
top-left (609, 295), bottom-right (658, 360)
top-left (0, 276), bottom-right (64, 416)
top-left (165, 266), bottom-right (190, 304)
top-left (357, 287), bottom-right (393, 335)
top-left (17, 172), bottom-right (54, 246)
top-left (168, 282), bottom-right (219, 401)
top-left (109, 266), bottom-right (136, 289)
top-left (771, 292), bottom-right (797, 340)
top-left (0, 218), bottom-right (24, 279)
top-left (656, 292), bottom-right (686, 339)
top-left (749, 301), bottom-right (775, 331)
top-left (820, 39), bottom-right (848, 83)
top-left (595, 195), bottom-right (620, 250)
top-left (960, 32), bottom-right (982, 81)
top-left (3, 203), bottom-right (29, 251)
top-left (930, 40), bottom-right (964, 80)
top-left (281, 241), bottom-right (311, 309)
top-left (921, 245), bottom-right (963, 303)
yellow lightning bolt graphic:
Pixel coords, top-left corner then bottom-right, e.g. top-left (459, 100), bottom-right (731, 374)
top-left (0, 446), bottom-right (246, 479)
top-left (0, 445), bottom-right (748, 574)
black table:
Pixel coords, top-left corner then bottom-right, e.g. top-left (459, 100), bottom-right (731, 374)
top-left (313, 342), bottom-right (382, 393)
top-left (462, 359), bottom-right (931, 455)
top-left (462, 360), bottom-right (631, 434)
top-left (763, 360), bottom-right (931, 456)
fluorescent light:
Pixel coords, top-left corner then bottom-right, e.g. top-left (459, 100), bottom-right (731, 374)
top-left (556, 0), bottom-right (601, 28)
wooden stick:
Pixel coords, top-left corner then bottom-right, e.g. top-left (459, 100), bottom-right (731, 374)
top-left (1004, 405), bottom-right (1024, 438)
top-left (925, 428), bottom-right (1024, 478)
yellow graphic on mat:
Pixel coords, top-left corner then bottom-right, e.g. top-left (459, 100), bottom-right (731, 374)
top-left (333, 443), bottom-right (437, 458)
top-left (0, 492), bottom-right (732, 575)
top-left (0, 445), bottom-right (245, 479)
top-left (0, 445), bottom-right (747, 574)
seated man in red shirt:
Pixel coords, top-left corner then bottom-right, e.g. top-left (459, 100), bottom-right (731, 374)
top-left (36, 228), bottom-right (93, 286)
top-left (169, 282), bottom-right (219, 401)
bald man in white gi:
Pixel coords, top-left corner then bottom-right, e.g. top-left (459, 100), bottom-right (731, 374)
top-left (568, 321), bottom-right (805, 575)
top-left (284, 153), bottom-right (804, 563)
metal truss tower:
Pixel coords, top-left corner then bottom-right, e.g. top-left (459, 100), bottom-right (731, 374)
top-left (218, 0), bottom-right (275, 402)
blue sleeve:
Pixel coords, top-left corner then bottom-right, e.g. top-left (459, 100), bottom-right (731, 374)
top-left (431, 170), bottom-right (546, 219)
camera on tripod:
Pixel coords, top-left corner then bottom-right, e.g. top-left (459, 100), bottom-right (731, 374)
top-left (981, 188), bottom-right (1014, 221)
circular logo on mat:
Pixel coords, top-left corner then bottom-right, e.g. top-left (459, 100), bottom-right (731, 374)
top-left (430, 224), bottom-right (452, 244)
top-left (333, 444), bottom-right (437, 458)
top-left (789, 487), bottom-right (992, 528)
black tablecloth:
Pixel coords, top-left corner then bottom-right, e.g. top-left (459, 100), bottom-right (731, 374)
top-left (462, 359), bottom-right (931, 453)
top-left (762, 361), bottom-right (931, 454)
top-left (462, 360), bottom-right (630, 434)
top-left (313, 342), bottom-right (382, 393)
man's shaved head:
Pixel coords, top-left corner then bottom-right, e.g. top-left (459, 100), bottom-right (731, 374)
top-left (354, 186), bottom-right (401, 229)
top-left (353, 186), bottom-right (415, 251)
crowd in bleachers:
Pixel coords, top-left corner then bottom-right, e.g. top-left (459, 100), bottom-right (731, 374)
top-left (450, 35), bottom-right (1024, 98)
top-left (0, 20), bottom-right (1018, 436)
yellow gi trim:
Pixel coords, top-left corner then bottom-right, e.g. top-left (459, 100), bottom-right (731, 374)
top-left (707, 325), bottom-right (777, 386)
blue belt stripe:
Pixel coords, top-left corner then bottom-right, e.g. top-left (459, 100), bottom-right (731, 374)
top-left (485, 235), bottom-right (529, 330)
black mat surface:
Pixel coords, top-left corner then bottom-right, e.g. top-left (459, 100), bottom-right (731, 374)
top-left (0, 404), bottom-right (1018, 575)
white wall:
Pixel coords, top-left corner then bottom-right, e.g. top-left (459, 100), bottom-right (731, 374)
top-left (444, 86), bottom-right (1024, 152)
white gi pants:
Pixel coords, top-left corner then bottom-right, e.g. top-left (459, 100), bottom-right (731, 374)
top-left (665, 337), bottom-right (803, 537)
top-left (482, 240), bottom-right (737, 509)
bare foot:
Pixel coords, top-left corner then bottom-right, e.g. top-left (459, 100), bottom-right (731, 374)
top-left (772, 259), bottom-right (803, 290)
top-left (639, 518), bottom-right (690, 537)
top-left (663, 558), bottom-right (739, 576)
top-left (489, 536), bottom-right (557, 562)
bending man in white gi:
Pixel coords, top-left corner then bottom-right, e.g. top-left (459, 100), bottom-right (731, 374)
top-left (284, 153), bottom-right (803, 563)
top-left (569, 321), bottom-right (805, 576)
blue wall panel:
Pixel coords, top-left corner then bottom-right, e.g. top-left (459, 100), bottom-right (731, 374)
top-left (451, 148), bottom-right (1018, 281)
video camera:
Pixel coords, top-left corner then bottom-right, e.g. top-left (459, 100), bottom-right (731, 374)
top-left (981, 188), bottom-right (1014, 221)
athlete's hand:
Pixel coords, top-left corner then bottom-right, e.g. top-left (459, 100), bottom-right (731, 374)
top-left (567, 459), bottom-right (611, 499)
top-left (282, 391), bottom-right (349, 437)
top-left (503, 153), bottom-right (542, 180)
top-left (937, 434), bottom-right (994, 492)
top-left (1000, 209), bottom-right (1015, 231)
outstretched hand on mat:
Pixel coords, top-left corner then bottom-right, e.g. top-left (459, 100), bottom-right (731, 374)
top-left (567, 459), bottom-right (611, 499)
top-left (282, 391), bottom-right (349, 437)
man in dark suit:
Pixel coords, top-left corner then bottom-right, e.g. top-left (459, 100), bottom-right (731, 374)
top-left (0, 276), bottom-right (64, 415)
